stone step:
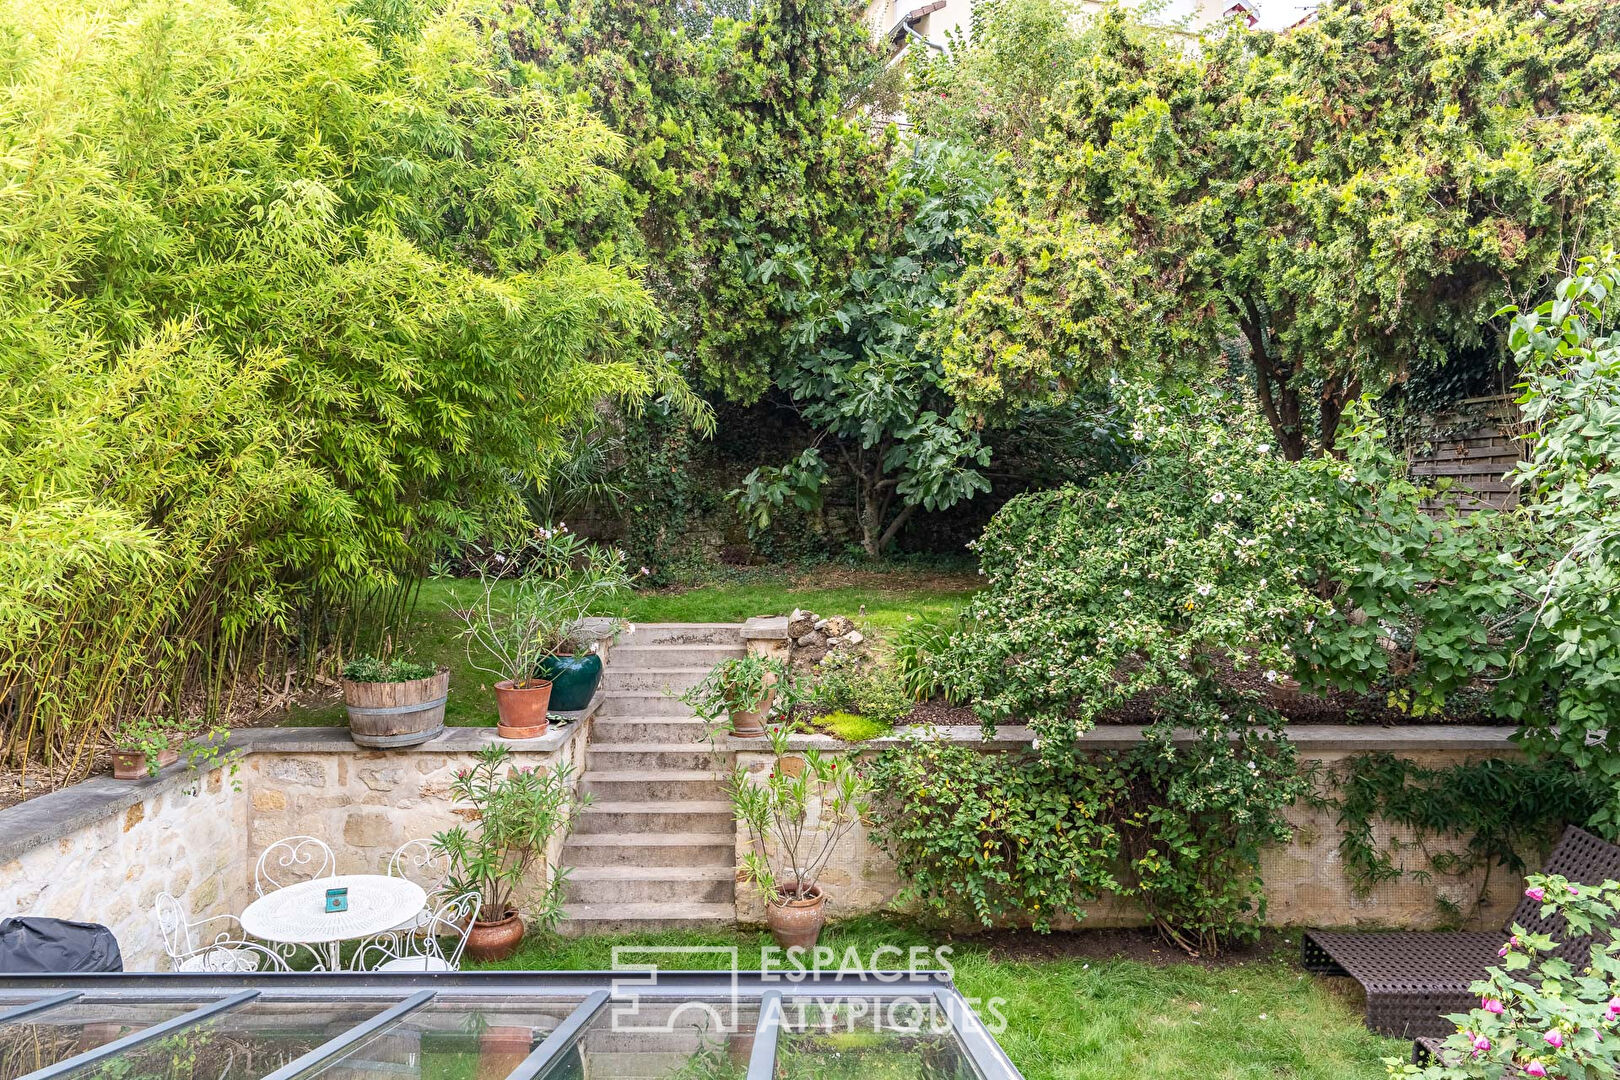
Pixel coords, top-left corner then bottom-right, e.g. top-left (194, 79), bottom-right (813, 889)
top-left (625, 624), bottom-right (745, 646)
top-left (564, 865), bottom-right (735, 904)
top-left (588, 744), bottom-right (729, 772)
top-left (558, 901), bottom-right (737, 935)
top-left (609, 643), bottom-right (744, 670)
top-left (563, 833), bottom-right (735, 868)
top-left (602, 668), bottom-right (712, 694)
top-left (597, 693), bottom-right (700, 719)
top-left (581, 769), bottom-right (730, 801)
top-left (573, 799), bottom-right (734, 834)
top-left (591, 717), bottom-right (714, 744)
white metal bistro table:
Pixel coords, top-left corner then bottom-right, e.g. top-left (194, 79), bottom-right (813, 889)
top-left (240, 873), bottom-right (426, 971)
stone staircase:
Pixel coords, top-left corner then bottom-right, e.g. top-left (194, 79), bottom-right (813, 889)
top-left (560, 624), bottom-right (742, 934)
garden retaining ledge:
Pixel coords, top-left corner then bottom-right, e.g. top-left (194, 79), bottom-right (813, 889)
top-left (728, 723), bottom-right (1528, 933)
top-left (0, 700), bottom-right (595, 969)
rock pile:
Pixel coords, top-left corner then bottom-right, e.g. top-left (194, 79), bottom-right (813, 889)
top-left (786, 609), bottom-right (865, 668)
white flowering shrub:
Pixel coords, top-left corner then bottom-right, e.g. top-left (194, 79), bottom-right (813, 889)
top-left (936, 384), bottom-right (1339, 740)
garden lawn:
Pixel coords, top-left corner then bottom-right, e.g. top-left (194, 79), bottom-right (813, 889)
top-left (280, 567), bottom-right (977, 727)
top-left (471, 918), bottom-right (1404, 1080)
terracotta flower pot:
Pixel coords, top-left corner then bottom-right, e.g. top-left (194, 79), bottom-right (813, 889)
top-left (494, 679), bottom-right (552, 738)
top-left (112, 747), bottom-right (178, 780)
top-left (476, 1026), bottom-right (534, 1080)
top-left (729, 686), bottom-right (776, 738)
top-left (765, 883), bottom-right (826, 950)
top-left (464, 910), bottom-right (525, 962)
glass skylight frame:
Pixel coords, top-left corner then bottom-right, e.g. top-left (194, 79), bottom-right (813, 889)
top-left (0, 970), bottom-right (1021, 1080)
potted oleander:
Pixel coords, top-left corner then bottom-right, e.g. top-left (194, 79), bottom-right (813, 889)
top-left (682, 653), bottom-right (792, 737)
top-left (432, 744), bottom-right (586, 961)
top-left (729, 724), bottom-right (870, 948)
top-left (340, 656), bottom-right (448, 748)
top-left (454, 526), bottom-right (637, 738)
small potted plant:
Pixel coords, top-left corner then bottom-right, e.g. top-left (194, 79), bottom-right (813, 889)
top-left (432, 744), bottom-right (586, 961)
top-left (111, 715), bottom-right (181, 779)
top-left (682, 653), bottom-right (793, 738)
top-left (729, 724), bottom-right (870, 948)
top-left (340, 656), bottom-right (448, 748)
top-left (111, 715), bottom-right (231, 780)
top-left (453, 526), bottom-right (638, 738)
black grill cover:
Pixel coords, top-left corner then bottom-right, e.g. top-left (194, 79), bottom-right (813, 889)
top-left (0, 917), bottom-right (123, 972)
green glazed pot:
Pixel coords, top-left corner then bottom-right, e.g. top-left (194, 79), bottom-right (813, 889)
top-left (537, 652), bottom-right (603, 712)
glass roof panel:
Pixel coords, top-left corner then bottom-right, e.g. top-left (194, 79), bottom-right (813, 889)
top-left (296, 998), bottom-right (585, 1080)
top-left (0, 1001), bottom-right (216, 1080)
top-left (534, 1000), bottom-right (759, 1080)
top-left (54, 1000), bottom-right (396, 1080)
top-left (775, 998), bottom-right (982, 1080)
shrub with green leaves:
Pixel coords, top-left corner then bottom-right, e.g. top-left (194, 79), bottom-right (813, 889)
top-left (890, 612), bottom-right (970, 705)
top-left (805, 651), bottom-right (911, 729)
top-left (936, 384), bottom-right (1337, 740)
top-left (342, 658), bottom-right (438, 684)
top-left (0, 0), bottom-right (703, 771)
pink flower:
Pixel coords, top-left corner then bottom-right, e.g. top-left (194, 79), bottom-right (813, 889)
top-left (1499, 946), bottom-right (1510, 957)
top-left (1570, 884), bottom-right (1581, 895)
top-left (1482, 998), bottom-right (1504, 1015)
top-left (1526, 886), bottom-right (1546, 902)
top-left (1608, 996), bottom-right (1620, 1017)
top-left (1545, 1029), bottom-right (1564, 1048)
top-left (1524, 1062), bottom-right (1548, 1077)
top-left (1472, 1033), bottom-right (1492, 1052)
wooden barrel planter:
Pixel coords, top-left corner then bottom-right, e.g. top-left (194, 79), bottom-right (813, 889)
top-left (342, 669), bottom-right (449, 748)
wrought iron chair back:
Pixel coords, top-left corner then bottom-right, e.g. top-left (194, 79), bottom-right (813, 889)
top-left (153, 891), bottom-right (292, 972)
top-left (254, 834), bottom-right (336, 896)
top-left (386, 838), bottom-right (449, 896)
top-left (351, 891), bottom-right (481, 972)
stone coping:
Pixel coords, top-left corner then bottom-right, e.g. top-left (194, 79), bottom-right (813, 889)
top-left (739, 615), bottom-right (791, 641)
top-left (727, 723), bottom-right (1519, 753)
top-left (0, 698), bottom-right (597, 867)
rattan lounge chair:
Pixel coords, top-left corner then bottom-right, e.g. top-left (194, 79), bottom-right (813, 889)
top-left (1302, 825), bottom-right (1620, 1038)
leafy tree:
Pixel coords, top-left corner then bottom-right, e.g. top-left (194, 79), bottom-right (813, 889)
top-left (935, 1), bottom-right (1620, 458)
top-left (0, 0), bottom-right (703, 768)
top-left (510, 0), bottom-right (895, 400)
top-left (732, 141), bottom-right (996, 555)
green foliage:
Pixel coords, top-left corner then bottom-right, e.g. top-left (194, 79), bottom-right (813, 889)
top-left (510, 0), bottom-right (894, 400)
top-left (729, 725), bottom-right (871, 902)
top-left (805, 651), bottom-right (911, 728)
top-left (740, 140), bottom-right (996, 556)
top-left (867, 702), bottom-right (1304, 954)
top-left (0, 0), bottom-right (702, 770)
top-left (1330, 754), bottom-right (1606, 905)
top-left (1391, 874), bottom-right (1620, 1078)
top-left (433, 745), bottom-right (585, 928)
top-left (342, 657), bottom-right (438, 683)
top-left (681, 654), bottom-right (794, 725)
top-left (450, 527), bottom-right (637, 687)
top-left (932, 0), bottom-right (1620, 458)
top-left (729, 450), bottom-right (830, 538)
top-left (937, 385), bottom-right (1334, 738)
top-left (890, 612), bottom-right (970, 704)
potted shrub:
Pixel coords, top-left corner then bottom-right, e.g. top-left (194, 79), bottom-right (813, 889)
top-left (453, 526), bottom-right (638, 738)
top-left (682, 653), bottom-right (793, 738)
top-left (111, 716), bottom-right (180, 779)
top-left (111, 716), bottom-right (230, 780)
top-left (729, 725), bottom-right (870, 948)
top-left (340, 656), bottom-right (447, 748)
top-left (432, 744), bottom-right (586, 962)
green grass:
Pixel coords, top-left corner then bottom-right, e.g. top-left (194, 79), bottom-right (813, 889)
top-left (279, 568), bottom-right (978, 728)
top-left (469, 917), bottom-right (1404, 1080)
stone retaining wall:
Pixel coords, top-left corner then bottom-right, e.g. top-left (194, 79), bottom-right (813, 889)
top-left (0, 721), bottom-right (589, 970)
top-left (730, 725), bottom-right (1532, 934)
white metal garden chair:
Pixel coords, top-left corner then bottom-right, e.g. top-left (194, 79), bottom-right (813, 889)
top-left (350, 891), bottom-right (480, 972)
top-left (154, 892), bottom-right (292, 973)
top-left (254, 835), bottom-right (336, 896)
top-left (384, 838), bottom-right (449, 932)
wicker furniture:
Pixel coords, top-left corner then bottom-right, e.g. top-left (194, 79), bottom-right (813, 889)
top-left (1303, 826), bottom-right (1620, 1037)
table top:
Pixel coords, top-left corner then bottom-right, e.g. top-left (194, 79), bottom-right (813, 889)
top-left (241, 874), bottom-right (426, 945)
